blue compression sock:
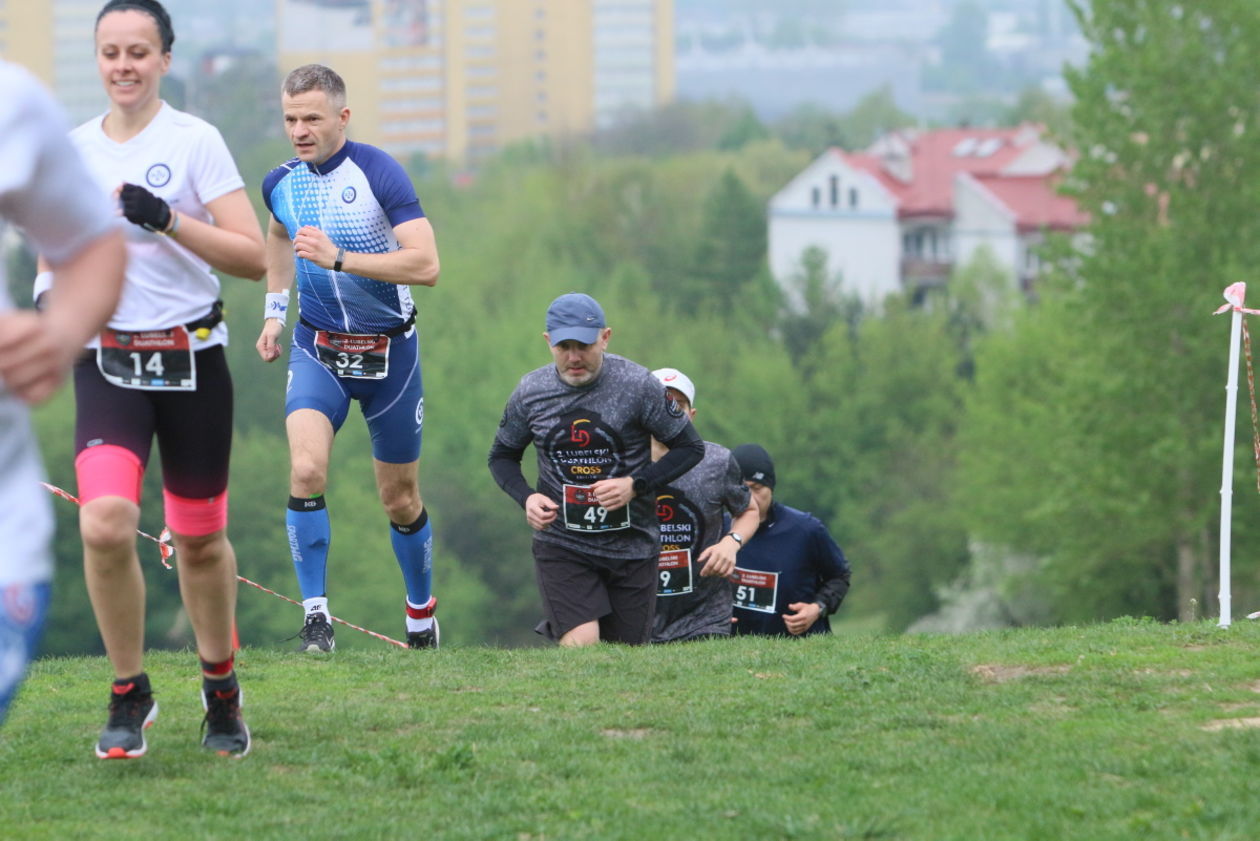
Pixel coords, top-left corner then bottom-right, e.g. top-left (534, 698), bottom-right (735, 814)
top-left (287, 495), bottom-right (330, 600)
top-left (390, 509), bottom-right (432, 606)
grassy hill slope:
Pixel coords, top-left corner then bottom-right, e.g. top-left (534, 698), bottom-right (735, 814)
top-left (4, 620), bottom-right (1260, 840)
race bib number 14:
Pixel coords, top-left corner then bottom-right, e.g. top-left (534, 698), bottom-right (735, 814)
top-left (97, 326), bottom-right (195, 391)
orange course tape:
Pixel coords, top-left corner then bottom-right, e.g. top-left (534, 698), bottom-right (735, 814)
top-left (40, 482), bottom-right (407, 648)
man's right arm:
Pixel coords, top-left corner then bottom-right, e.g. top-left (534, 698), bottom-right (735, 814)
top-left (257, 217), bottom-right (296, 362)
top-left (489, 438), bottom-right (559, 531)
top-left (488, 438), bottom-right (533, 508)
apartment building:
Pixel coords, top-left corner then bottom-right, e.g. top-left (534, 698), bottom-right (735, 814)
top-left (276, 0), bottom-right (674, 164)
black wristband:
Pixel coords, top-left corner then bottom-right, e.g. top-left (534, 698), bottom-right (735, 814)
top-left (333, 247), bottom-right (345, 272)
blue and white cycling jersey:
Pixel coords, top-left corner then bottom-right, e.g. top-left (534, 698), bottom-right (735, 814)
top-left (262, 140), bottom-right (426, 335)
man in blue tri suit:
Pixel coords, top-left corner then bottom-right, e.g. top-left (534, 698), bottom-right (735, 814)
top-left (256, 64), bottom-right (441, 652)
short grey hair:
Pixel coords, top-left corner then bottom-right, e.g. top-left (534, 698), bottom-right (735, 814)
top-left (283, 64), bottom-right (346, 108)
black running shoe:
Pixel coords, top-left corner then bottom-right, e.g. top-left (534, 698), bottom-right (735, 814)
top-left (95, 680), bottom-right (158, 759)
top-left (201, 685), bottom-right (251, 758)
top-left (407, 617), bottom-right (440, 650)
top-left (297, 611), bottom-right (334, 652)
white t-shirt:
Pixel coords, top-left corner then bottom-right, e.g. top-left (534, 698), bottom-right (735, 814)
top-left (68, 101), bottom-right (245, 348)
top-left (0, 62), bottom-right (117, 585)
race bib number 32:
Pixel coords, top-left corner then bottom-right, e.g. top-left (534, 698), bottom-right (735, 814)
top-left (315, 330), bottom-right (390, 379)
top-left (732, 567), bottom-right (778, 614)
top-left (97, 327), bottom-right (195, 391)
top-left (562, 483), bottom-right (630, 532)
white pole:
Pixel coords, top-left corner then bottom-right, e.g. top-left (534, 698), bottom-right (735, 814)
top-left (1219, 299), bottom-right (1243, 629)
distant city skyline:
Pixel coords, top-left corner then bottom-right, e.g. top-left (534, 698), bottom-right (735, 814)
top-left (0, 0), bottom-right (1088, 159)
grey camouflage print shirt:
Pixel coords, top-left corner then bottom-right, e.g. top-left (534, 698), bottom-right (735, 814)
top-left (495, 353), bottom-right (692, 560)
top-left (652, 442), bottom-right (751, 642)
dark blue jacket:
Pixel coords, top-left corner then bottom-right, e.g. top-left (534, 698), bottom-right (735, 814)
top-left (732, 502), bottom-right (851, 636)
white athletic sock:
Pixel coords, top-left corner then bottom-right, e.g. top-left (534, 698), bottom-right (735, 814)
top-left (303, 597), bottom-right (329, 619)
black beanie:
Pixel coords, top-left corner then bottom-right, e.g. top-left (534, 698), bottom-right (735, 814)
top-left (733, 443), bottom-right (776, 489)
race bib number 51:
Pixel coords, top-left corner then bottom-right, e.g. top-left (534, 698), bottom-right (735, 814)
top-left (97, 326), bottom-right (195, 391)
top-left (562, 483), bottom-right (630, 532)
top-left (732, 567), bottom-right (778, 614)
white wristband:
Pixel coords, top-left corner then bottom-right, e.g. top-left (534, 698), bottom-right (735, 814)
top-left (264, 290), bottom-right (290, 325)
top-left (33, 271), bottom-right (54, 305)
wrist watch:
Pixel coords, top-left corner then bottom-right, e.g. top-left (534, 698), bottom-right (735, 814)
top-left (725, 531), bottom-right (743, 546)
top-left (814, 600), bottom-right (828, 617)
top-left (632, 477), bottom-right (648, 496)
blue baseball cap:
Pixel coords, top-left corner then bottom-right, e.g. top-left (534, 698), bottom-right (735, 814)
top-left (546, 293), bottom-right (606, 345)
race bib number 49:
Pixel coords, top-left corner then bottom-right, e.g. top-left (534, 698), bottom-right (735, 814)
top-left (732, 567), bottom-right (778, 614)
top-left (657, 548), bottom-right (693, 596)
top-left (562, 483), bottom-right (630, 532)
top-left (315, 330), bottom-right (390, 379)
top-left (97, 326), bottom-right (195, 391)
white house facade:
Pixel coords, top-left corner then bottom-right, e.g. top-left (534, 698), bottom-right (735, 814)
top-left (768, 125), bottom-right (1086, 307)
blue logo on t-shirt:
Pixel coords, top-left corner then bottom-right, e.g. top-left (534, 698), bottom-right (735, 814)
top-left (146, 163), bottom-right (171, 188)
top-left (342, 186), bottom-right (357, 204)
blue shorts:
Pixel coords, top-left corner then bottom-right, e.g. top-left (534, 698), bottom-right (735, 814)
top-left (0, 581), bottom-right (51, 726)
top-left (287, 321), bottom-right (424, 464)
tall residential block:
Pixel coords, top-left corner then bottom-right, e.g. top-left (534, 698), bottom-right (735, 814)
top-left (276, 0), bottom-right (674, 164)
top-left (1, 0), bottom-right (102, 124)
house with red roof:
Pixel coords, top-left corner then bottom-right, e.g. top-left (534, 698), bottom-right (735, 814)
top-left (767, 124), bottom-right (1087, 305)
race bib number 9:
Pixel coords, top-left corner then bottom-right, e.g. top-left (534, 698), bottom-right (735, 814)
top-left (732, 567), bottom-right (778, 614)
top-left (562, 483), bottom-right (630, 532)
top-left (97, 326), bottom-right (195, 391)
top-left (657, 548), bottom-right (693, 596)
top-left (315, 330), bottom-right (390, 379)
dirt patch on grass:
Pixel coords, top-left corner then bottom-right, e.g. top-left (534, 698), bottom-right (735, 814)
top-left (601, 728), bottom-right (654, 739)
top-left (1201, 717), bottom-right (1260, 732)
top-left (1216, 703), bottom-right (1260, 713)
top-left (970, 664), bottom-right (1071, 683)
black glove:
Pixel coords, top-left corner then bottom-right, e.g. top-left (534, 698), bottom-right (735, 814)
top-left (120, 183), bottom-right (172, 233)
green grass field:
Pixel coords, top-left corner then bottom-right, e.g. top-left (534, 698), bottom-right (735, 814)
top-left (4, 619), bottom-right (1260, 840)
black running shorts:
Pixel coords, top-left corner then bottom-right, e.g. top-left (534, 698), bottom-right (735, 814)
top-left (532, 541), bottom-right (656, 644)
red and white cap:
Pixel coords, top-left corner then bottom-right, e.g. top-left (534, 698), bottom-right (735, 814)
top-left (651, 367), bottom-right (696, 408)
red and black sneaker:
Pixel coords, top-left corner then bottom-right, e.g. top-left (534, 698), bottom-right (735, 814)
top-left (201, 684), bottom-right (251, 758)
top-left (95, 679), bottom-right (158, 759)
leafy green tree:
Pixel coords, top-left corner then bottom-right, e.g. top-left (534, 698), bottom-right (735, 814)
top-left (1006, 85), bottom-right (1073, 137)
top-left (799, 297), bottom-right (969, 630)
top-left (843, 85), bottom-right (918, 150)
top-left (190, 55), bottom-right (281, 155)
top-left (959, 0), bottom-right (1260, 623)
top-left (687, 168), bottom-right (769, 317)
top-left (778, 246), bottom-right (861, 378)
top-left (773, 87), bottom-right (915, 155)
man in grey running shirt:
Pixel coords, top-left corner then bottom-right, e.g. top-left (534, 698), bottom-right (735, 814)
top-left (488, 293), bottom-right (704, 645)
top-left (648, 368), bottom-right (760, 643)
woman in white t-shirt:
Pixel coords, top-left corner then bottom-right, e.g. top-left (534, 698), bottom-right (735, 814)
top-left (44, 0), bottom-right (265, 761)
